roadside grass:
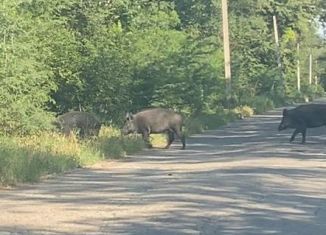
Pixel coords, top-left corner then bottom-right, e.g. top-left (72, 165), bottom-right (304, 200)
top-left (150, 134), bottom-right (168, 148)
top-left (0, 126), bottom-right (144, 186)
top-left (0, 136), bottom-right (78, 185)
top-left (184, 109), bottom-right (240, 136)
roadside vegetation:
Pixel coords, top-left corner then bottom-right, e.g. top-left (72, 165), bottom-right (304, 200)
top-left (0, 127), bottom-right (144, 186)
top-left (0, 107), bottom-right (253, 186)
top-left (1, 0), bottom-right (326, 186)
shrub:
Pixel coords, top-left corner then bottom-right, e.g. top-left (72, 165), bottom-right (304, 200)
top-left (301, 84), bottom-right (325, 101)
top-left (285, 84), bottom-right (325, 104)
top-left (91, 135), bottom-right (144, 159)
top-left (184, 117), bottom-right (204, 135)
top-left (244, 96), bottom-right (274, 114)
top-left (288, 91), bottom-right (310, 103)
top-left (232, 105), bottom-right (254, 118)
top-left (241, 105), bottom-right (255, 117)
top-left (185, 109), bottom-right (235, 135)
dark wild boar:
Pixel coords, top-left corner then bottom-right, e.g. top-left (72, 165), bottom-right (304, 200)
top-left (53, 111), bottom-right (101, 138)
top-left (122, 108), bottom-right (186, 149)
top-left (278, 104), bottom-right (326, 143)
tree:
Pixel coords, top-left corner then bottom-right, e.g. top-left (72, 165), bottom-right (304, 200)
top-left (0, 1), bottom-right (57, 134)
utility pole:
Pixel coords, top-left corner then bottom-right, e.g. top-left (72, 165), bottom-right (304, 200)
top-left (221, 0), bottom-right (231, 102)
top-left (308, 51), bottom-right (312, 85)
top-left (273, 16), bottom-right (285, 95)
top-left (297, 43), bottom-right (301, 92)
top-left (315, 59), bottom-right (318, 85)
top-left (3, 0), bottom-right (7, 75)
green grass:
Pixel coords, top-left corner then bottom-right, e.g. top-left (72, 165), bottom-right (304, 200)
top-left (0, 136), bottom-right (77, 185)
top-left (184, 109), bottom-right (239, 135)
top-left (0, 126), bottom-right (144, 186)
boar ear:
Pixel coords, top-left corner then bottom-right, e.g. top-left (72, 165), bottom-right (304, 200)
top-left (282, 109), bottom-right (288, 116)
top-left (125, 112), bottom-right (134, 120)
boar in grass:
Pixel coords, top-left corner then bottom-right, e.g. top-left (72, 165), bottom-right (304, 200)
top-left (122, 108), bottom-right (186, 149)
top-left (278, 104), bottom-right (326, 143)
top-left (53, 111), bottom-right (101, 138)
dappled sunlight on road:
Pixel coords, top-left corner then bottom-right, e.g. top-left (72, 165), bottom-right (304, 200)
top-left (1, 107), bottom-right (326, 234)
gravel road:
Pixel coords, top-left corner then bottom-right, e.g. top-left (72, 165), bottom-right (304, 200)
top-left (1, 105), bottom-right (326, 235)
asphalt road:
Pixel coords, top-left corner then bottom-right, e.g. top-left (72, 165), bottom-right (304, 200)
top-left (1, 105), bottom-right (326, 235)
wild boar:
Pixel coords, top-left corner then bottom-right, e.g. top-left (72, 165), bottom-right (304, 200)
top-left (122, 108), bottom-right (186, 149)
top-left (53, 111), bottom-right (101, 138)
top-left (278, 104), bottom-right (326, 143)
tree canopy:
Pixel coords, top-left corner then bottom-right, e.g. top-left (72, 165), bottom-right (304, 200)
top-left (0, 0), bottom-right (325, 134)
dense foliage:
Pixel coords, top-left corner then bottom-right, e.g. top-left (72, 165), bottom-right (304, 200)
top-left (0, 0), bottom-right (325, 134)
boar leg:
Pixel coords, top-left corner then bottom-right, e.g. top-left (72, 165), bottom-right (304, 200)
top-left (301, 128), bottom-right (307, 144)
top-left (63, 126), bottom-right (72, 137)
top-left (142, 130), bottom-right (152, 148)
top-left (172, 127), bottom-right (186, 150)
top-left (79, 128), bottom-right (87, 138)
top-left (165, 131), bottom-right (175, 149)
top-left (181, 135), bottom-right (186, 150)
top-left (290, 128), bottom-right (306, 144)
top-left (290, 129), bottom-right (300, 142)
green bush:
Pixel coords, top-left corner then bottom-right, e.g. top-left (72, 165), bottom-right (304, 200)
top-left (302, 84), bottom-right (325, 101)
top-left (288, 91), bottom-right (309, 103)
top-left (185, 109), bottom-right (237, 135)
top-left (232, 105), bottom-right (254, 118)
top-left (184, 117), bottom-right (204, 135)
top-left (285, 84), bottom-right (325, 104)
top-left (243, 96), bottom-right (274, 114)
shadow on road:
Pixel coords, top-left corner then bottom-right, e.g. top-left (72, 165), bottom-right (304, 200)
top-left (1, 108), bottom-right (326, 234)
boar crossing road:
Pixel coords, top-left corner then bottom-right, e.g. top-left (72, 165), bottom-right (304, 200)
top-left (1, 103), bottom-right (326, 234)
top-left (122, 108), bottom-right (186, 150)
top-left (278, 104), bottom-right (326, 143)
